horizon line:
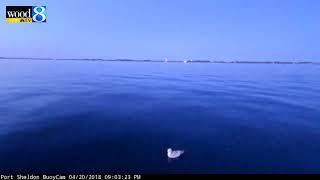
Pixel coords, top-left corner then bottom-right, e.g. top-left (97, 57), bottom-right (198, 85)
top-left (0, 57), bottom-right (319, 65)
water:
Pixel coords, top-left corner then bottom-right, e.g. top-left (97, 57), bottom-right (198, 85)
top-left (0, 60), bottom-right (319, 173)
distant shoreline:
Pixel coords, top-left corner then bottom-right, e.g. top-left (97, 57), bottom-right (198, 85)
top-left (0, 57), bottom-right (319, 65)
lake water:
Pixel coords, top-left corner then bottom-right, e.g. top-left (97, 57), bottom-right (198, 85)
top-left (0, 60), bottom-right (319, 174)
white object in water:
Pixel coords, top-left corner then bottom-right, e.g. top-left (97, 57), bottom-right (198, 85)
top-left (167, 148), bottom-right (184, 159)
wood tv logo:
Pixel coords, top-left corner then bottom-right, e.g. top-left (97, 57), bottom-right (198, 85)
top-left (6, 6), bottom-right (46, 23)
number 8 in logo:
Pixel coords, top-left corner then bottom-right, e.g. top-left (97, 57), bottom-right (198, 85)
top-left (32, 6), bottom-right (46, 22)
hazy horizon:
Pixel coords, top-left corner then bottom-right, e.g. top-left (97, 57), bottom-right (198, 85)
top-left (1, 57), bottom-right (320, 65)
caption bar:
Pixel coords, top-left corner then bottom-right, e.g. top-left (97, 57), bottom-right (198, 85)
top-left (0, 174), bottom-right (142, 180)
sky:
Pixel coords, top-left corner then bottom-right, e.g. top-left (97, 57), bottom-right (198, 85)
top-left (0, 0), bottom-right (319, 61)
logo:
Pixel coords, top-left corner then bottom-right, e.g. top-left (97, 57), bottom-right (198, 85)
top-left (6, 6), bottom-right (46, 23)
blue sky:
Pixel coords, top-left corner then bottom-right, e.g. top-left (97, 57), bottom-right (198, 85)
top-left (0, 0), bottom-right (319, 61)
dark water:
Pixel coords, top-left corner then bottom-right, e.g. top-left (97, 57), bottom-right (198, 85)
top-left (0, 60), bottom-right (320, 174)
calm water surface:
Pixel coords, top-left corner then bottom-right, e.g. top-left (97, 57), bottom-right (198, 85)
top-left (0, 60), bottom-right (319, 173)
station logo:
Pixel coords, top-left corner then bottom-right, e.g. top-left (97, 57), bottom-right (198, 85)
top-left (6, 6), bottom-right (46, 23)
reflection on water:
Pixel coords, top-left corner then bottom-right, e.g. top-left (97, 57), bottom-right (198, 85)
top-left (0, 60), bottom-right (320, 173)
